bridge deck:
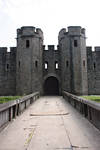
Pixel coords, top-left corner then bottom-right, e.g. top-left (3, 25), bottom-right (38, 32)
top-left (0, 96), bottom-right (100, 150)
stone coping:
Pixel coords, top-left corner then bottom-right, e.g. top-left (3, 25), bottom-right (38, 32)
top-left (63, 91), bottom-right (100, 111)
top-left (0, 92), bottom-right (39, 113)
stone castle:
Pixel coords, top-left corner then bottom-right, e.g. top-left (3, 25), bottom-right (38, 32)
top-left (0, 26), bottom-right (100, 96)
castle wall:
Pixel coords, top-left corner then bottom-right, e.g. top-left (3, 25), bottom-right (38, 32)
top-left (94, 47), bottom-right (100, 94)
top-left (0, 47), bottom-right (16, 95)
top-left (43, 45), bottom-right (60, 77)
top-left (0, 26), bottom-right (100, 96)
top-left (43, 45), bottom-right (61, 93)
top-left (87, 47), bottom-right (100, 95)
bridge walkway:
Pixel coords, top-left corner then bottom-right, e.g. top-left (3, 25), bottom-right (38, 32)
top-left (0, 96), bottom-right (100, 150)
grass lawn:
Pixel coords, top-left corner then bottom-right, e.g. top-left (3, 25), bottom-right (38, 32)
top-left (80, 96), bottom-right (100, 103)
top-left (0, 96), bottom-right (22, 104)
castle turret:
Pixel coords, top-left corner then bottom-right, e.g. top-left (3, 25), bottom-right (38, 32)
top-left (16, 26), bottom-right (43, 95)
top-left (58, 26), bottom-right (88, 95)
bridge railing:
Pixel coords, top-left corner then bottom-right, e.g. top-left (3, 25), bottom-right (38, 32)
top-left (62, 91), bottom-right (100, 130)
top-left (0, 92), bottom-right (40, 130)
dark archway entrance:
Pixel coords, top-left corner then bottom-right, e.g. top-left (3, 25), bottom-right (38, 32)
top-left (44, 76), bottom-right (59, 95)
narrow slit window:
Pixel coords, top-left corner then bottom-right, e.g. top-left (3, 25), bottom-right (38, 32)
top-left (26, 40), bottom-right (30, 48)
top-left (35, 61), bottom-right (38, 68)
top-left (7, 64), bottom-right (9, 70)
top-left (45, 62), bottom-right (48, 70)
top-left (66, 61), bottom-right (69, 67)
top-left (74, 40), bottom-right (78, 47)
top-left (94, 62), bottom-right (96, 69)
top-left (55, 61), bottom-right (59, 69)
top-left (19, 61), bottom-right (20, 68)
top-left (83, 60), bottom-right (85, 67)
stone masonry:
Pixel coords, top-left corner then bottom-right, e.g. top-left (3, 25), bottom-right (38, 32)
top-left (0, 26), bottom-right (99, 96)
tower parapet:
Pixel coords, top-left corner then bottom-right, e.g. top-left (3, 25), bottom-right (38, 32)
top-left (17, 26), bottom-right (43, 39)
top-left (59, 26), bottom-right (86, 42)
top-left (68, 26), bottom-right (85, 36)
top-left (58, 28), bottom-right (67, 42)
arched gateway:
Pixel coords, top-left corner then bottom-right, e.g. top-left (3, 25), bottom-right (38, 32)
top-left (44, 76), bottom-right (59, 95)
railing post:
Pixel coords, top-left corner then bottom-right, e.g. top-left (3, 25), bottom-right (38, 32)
top-left (9, 107), bottom-right (12, 121)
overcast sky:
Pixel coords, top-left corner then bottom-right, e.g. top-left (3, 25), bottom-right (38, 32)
top-left (0, 0), bottom-right (100, 49)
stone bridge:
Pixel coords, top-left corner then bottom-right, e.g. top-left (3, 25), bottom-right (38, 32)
top-left (0, 93), bottom-right (100, 150)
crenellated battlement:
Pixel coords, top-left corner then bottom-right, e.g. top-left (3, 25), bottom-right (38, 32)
top-left (0, 47), bottom-right (7, 54)
top-left (95, 46), bottom-right (100, 52)
top-left (86, 46), bottom-right (92, 55)
top-left (43, 45), bottom-right (59, 51)
top-left (0, 47), bottom-right (16, 67)
top-left (68, 26), bottom-right (85, 36)
top-left (58, 26), bottom-right (85, 42)
top-left (17, 26), bottom-right (43, 39)
top-left (87, 46), bottom-right (100, 53)
top-left (0, 47), bottom-right (16, 95)
top-left (0, 47), bottom-right (16, 54)
top-left (59, 28), bottom-right (67, 37)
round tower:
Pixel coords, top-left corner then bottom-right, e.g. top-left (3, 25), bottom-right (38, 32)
top-left (58, 28), bottom-right (72, 93)
top-left (58, 26), bottom-right (88, 95)
top-left (16, 26), bottom-right (43, 95)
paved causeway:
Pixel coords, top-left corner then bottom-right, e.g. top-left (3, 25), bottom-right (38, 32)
top-left (0, 96), bottom-right (100, 150)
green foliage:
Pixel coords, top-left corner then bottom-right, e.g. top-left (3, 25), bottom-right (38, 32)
top-left (0, 96), bottom-right (22, 104)
top-left (81, 96), bottom-right (100, 102)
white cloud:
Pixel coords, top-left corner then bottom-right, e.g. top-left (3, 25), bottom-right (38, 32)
top-left (0, 0), bottom-right (100, 47)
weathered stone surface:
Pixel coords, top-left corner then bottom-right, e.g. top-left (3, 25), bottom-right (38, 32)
top-left (0, 47), bottom-right (16, 95)
top-left (87, 46), bottom-right (100, 95)
top-left (0, 26), bottom-right (100, 95)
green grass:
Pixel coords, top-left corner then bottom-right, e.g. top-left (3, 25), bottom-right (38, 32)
top-left (0, 96), bottom-right (22, 104)
top-left (80, 96), bottom-right (100, 102)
